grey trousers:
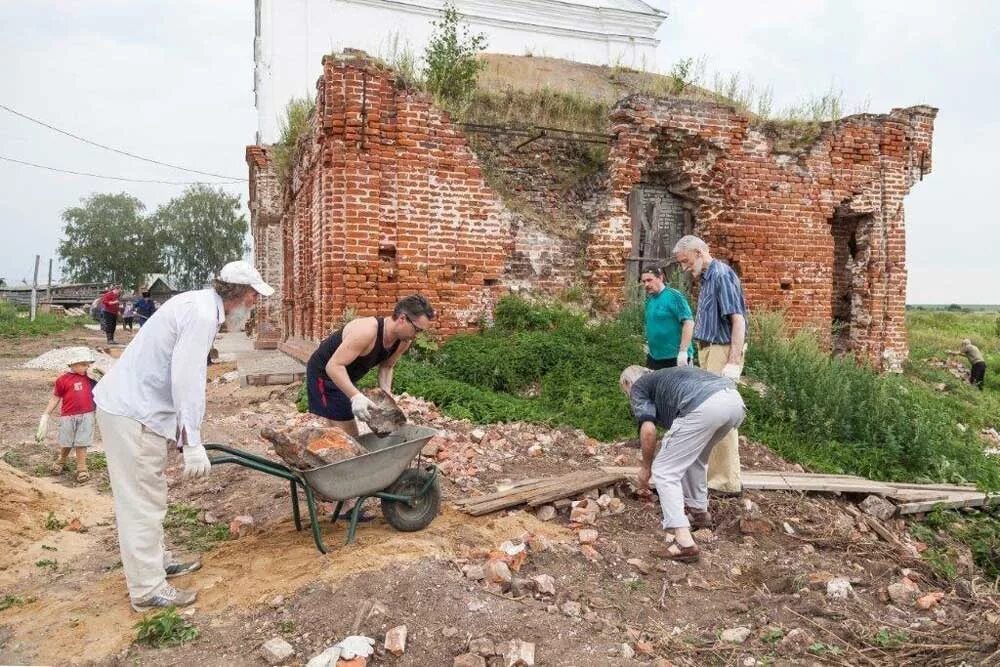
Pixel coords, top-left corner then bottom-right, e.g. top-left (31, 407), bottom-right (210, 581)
top-left (650, 388), bottom-right (746, 529)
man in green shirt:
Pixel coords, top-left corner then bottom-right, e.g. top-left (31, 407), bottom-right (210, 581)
top-left (641, 267), bottom-right (695, 369)
top-left (948, 338), bottom-right (987, 391)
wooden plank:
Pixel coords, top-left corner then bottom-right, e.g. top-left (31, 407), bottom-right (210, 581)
top-left (457, 482), bottom-right (565, 513)
top-left (886, 488), bottom-right (950, 503)
top-left (604, 467), bottom-right (897, 495)
top-left (895, 492), bottom-right (993, 516)
top-left (742, 477), bottom-right (898, 495)
top-left (883, 482), bottom-right (979, 492)
top-left (455, 471), bottom-right (626, 516)
top-left (526, 472), bottom-right (626, 507)
top-left (458, 480), bottom-right (570, 515)
top-left (457, 476), bottom-right (581, 515)
top-left (452, 478), bottom-right (545, 507)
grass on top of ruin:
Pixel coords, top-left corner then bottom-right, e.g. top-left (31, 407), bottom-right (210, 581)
top-left (374, 295), bottom-right (1000, 492)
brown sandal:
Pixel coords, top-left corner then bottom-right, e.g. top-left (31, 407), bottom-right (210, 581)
top-left (651, 543), bottom-right (700, 563)
top-left (685, 507), bottom-right (713, 529)
top-left (76, 471), bottom-right (91, 483)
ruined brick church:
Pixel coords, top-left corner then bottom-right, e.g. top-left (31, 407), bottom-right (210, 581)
top-left (247, 50), bottom-right (936, 371)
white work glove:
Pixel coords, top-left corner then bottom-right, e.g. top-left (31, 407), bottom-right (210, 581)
top-left (182, 444), bottom-right (212, 480)
top-left (35, 414), bottom-right (49, 442)
top-left (676, 349), bottom-right (689, 367)
top-left (350, 394), bottom-right (373, 422)
top-left (721, 363), bottom-right (742, 380)
top-left (335, 635), bottom-right (375, 659)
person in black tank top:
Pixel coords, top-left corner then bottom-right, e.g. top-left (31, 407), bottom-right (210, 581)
top-left (306, 295), bottom-right (435, 435)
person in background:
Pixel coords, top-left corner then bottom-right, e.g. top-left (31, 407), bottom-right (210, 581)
top-left (36, 348), bottom-right (97, 483)
top-left (672, 235), bottom-right (749, 495)
top-left (641, 266), bottom-right (695, 370)
top-left (94, 261), bottom-right (273, 612)
top-left (948, 339), bottom-right (987, 390)
top-left (619, 364), bottom-right (745, 563)
top-left (122, 297), bottom-right (136, 331)
top-left (134, 291), bottom-right (156, 327)
top-left (100, 285), bottom-right (122, 344)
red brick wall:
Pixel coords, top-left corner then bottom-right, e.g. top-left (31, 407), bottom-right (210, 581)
top-left (247, 54), bottom-right (936, 370)
top-left (595, 98), bottom-right (937, 370)
top-left (251, 52), bottom-right (509, 351)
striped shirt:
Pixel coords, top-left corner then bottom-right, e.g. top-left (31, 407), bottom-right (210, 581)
top-left (694, 259), bottom-right (748, 345)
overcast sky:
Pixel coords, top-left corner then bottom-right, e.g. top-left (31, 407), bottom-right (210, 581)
top-left (1, 1), bottom-right (997, 303)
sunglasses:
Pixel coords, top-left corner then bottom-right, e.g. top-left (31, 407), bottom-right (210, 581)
top-left (404, 314), bottom-right (426, 333)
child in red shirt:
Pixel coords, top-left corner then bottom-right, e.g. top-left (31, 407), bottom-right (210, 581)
top-left (36, 349), bottom-right (97, 482)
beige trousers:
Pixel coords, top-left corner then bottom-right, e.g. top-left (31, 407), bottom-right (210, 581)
top-left (697, 344), bottom-right (744, 492)
top-left (96, 408), bottom-right (174, 600)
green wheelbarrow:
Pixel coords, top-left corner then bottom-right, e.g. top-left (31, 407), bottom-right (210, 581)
top-left (204, 424), bottom-right (441, 554)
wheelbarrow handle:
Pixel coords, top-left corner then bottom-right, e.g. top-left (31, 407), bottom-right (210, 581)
top-left (204, 443), bottom-right (295, 474)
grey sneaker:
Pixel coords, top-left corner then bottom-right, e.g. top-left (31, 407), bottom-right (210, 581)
top-left (130, 584), bottom-right (197, 612)
top-left (165, 560), bottom-right (202, 579)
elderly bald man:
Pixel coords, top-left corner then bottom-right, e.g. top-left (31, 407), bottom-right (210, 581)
top-left (620, 364), bottom-right (745, 563)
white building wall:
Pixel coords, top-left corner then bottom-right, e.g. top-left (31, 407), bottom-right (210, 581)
top-left (254, 0), bottom-right (667, 143)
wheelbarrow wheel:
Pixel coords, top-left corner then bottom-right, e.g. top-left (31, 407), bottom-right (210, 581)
top-left (381, 468), bottom-right (440, 532)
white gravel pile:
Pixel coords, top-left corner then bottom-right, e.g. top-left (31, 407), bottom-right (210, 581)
top-left (23, 347), bottom-right (115, 373)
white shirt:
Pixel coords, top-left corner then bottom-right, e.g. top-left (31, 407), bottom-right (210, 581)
top-left (95, 289), bottom-right (224, 448)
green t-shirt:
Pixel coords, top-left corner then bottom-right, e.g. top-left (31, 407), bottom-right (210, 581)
top-left (644, 287), bottom-right (695, 361)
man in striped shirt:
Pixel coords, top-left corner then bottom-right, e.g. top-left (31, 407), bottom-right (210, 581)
top-left (672, 235), bottom-right (749, 494)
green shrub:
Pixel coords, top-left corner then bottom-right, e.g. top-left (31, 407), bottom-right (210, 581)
top-left (423, 2), bottom-right (487, 106)
top-left (492, 294), bottom-right (582, 332)
top-left (134, 607), bottom-right (199, 648)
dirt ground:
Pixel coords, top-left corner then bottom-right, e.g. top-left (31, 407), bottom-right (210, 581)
top-left (1, 326), bottom-right (999, 666)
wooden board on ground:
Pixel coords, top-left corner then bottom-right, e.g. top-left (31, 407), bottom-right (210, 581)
top-left (601, 466), bottom-right (993, 517)
top-left (455, 470), bottom-right (626, 516)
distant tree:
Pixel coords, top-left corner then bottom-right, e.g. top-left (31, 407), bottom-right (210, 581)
top-left (58, 193), bottom-right (164, 289)
top-left (946, 304), bottom-right (965, 312)
top-left (0, 277), bottom-right (6, 288)
top-left (155, 185), bottom-right (248, 290)
top-left (423, 1), bottom-right (487, 106)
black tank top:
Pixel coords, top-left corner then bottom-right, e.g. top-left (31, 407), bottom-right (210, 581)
top-left (307, 317), bottom-right (401, 384)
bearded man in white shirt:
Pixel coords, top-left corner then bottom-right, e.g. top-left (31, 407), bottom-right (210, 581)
top-left (95, 260), bottom-right (273, 612)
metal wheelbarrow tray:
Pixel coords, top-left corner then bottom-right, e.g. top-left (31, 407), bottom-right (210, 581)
top-left (204, 424), bottom-right (440, 553)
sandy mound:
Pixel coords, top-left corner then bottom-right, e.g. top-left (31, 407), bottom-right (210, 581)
top-left (0, 461), bottom-right (113, 585)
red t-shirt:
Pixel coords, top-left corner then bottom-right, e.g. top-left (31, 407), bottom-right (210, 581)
top-left (54, 372), bottom-right (96, 416)
top-left (101, 291), bottom-right (121, 315)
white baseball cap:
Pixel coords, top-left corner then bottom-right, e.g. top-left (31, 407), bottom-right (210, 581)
top-left (218, 260), bottom-right (275, 297)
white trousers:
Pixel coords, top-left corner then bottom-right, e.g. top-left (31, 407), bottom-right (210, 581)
top-left (96, 408), bottom-right (173, 600)
top-left (650, 389), bottom-right (746, 529)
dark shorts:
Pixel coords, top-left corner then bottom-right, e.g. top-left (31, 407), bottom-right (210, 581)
top-left (306, 367), bottom-right (354, 420)
top-left (646, 354), bottom-right (678, 371)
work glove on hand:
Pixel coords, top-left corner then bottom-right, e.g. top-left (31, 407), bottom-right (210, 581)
top-left (182, 444), bottom-right (212, 480)
top-left (35, 414), bottom-right (49, 443)
top-left (335, 635), bottom-right (376, 659)
top-left (676, 349), bottom-right (689, 367)
top-left (350, 394), bottom-right (373, 422)
top-left (721, 363), bottom-right (742, 380)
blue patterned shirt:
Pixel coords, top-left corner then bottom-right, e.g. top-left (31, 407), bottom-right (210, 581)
top-left (693, 259), bottom-right (748, 345)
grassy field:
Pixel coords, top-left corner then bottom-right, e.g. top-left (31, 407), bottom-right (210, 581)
top-left (0, 300), bottom-right (89, 338)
